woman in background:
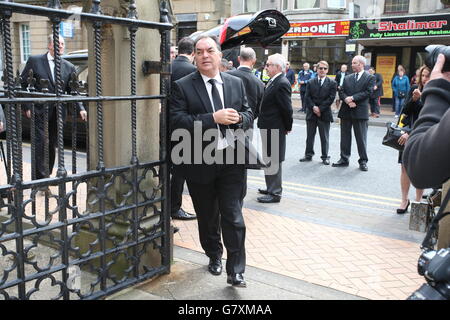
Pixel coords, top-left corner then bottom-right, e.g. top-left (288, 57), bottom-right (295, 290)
top-left (396, 65), bottom-right (431, 214)
top-left (392, 67), bottom-right (410, 118)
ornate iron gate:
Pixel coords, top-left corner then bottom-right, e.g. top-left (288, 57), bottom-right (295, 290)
top-left (0, 0), bottom-right (172, 299)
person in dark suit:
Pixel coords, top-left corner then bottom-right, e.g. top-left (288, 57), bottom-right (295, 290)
top-left (334, 64), bottom-right (349, 112)
top-left (257, 54), bottom-right (293, 203)
top-left (368, 67), bottom-right (384, 118)
top-left (300, 61), bottom-right (336, 165)
top-left (169, 37), bottom-right (197, 221)
top-left (170, 35), bottom-right (253, 287)
top-left (285, 61), bottom-right (295, 87)
top-left (332, 55), bottom-right (375, 171)
top-left (227, 47), bottom-right (264, 124)
top-left (20, 35), bottom-right (87, 186)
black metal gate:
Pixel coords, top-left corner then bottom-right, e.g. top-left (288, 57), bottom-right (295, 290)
top-left (0, 0), bottom-right (172, 299)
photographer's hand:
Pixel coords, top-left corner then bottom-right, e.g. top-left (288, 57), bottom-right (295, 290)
top-left (430, 54), bottom-right (450, 82)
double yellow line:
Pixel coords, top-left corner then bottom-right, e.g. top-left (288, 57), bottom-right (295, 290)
top-left (247, 175), bottom-right (400, 211)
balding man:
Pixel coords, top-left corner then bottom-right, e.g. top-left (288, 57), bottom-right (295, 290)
top-left (227, 47), bottom-right (264, 123)
top-left (332, 55), bottom-right (375, 171)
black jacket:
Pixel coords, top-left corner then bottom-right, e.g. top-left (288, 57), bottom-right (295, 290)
top-left (304, 77), bottom-right (337, 122)
top-left (335, 71), bottom-right (350, 89)
top-left (170, 71), bottom-right (253, 184)
top-left (227, 66), bottom-right (264, 119)
top-left (257, 74), bottom-right (293, 131)
top-left (370, 73), bottom-right (384, 98)
top-left (20, 53), bottom-right (85, 118)
top-left (338, 71), bottom-right (375, 120)
top-left (403, 79), bottom-right (450, 189)
top-left (170, 55), bottom-right (196, 83)
top-left (401, 85), bottom-right (423, 128)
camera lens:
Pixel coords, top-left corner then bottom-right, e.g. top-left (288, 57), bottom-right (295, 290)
top-left (425, 45), bottom-right (450, 72)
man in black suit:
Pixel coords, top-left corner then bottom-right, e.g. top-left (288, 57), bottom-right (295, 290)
top-left (333, 55), bottom-right (375, 171)
top-left (169, 37), bottom-right (197, 221)
top-left (368, 67), bottom-right (384, 118)
top-left (227, 47), bottom-right (264, 125)
top-left (170, 36), bottom-right (253, 287)
top-left (334, 64), bottom-right (349, 112)
top-left (20, 35), bottom-right (87, 185)
top-left (257, 54), bottom-right (293, 203)
top-left (300, 61), bottom-right (336, 165)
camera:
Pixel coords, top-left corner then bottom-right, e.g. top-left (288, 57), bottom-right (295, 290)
top-left (407, 247), bottom-right (450, 300)
top-left (425, 45), bottom-right (450, 72)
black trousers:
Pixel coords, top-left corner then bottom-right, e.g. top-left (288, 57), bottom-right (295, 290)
top-left (300, 90), bottom-right (307, 110)
top-left (33, 111), bottom-right (57, 180)
top-left (369, 97), bottom-right (380, 114)
top-left (186, 164), bottom-right (246, 275)
top-left (339, 118), bottom-right (368, 164)
top-left (170, 172), bottom-right (185, 215)
top-left (305, 119), bottom-right (331, 160)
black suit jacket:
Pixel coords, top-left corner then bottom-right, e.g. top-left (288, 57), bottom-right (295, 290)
top-left (170, 55), bottom-right (196, 83)
top-left (227, 66), bottom-right (264, 119)
top-left (304, 77), bottom-right (337, 122)
top-left (370, 73), bottom-right (384, 98)
top-left (257, 74), bottom-right (293, 131)
top-left (338, 71), bottom-right (375, 120)
top-left (170, 71), bottom-right (253, 184)
top-left (20, 53), bottom-right (85, 118)
top-left (403, 79), bottom-right (450, 189)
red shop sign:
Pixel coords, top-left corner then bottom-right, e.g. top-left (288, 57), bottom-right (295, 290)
top-left (285, 20), bottom-right (350, 37)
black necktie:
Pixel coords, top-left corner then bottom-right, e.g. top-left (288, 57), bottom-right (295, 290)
top-left (355, 73), bottom-right (359, 81)
top-left (208, 79), bottom-right (227, 138)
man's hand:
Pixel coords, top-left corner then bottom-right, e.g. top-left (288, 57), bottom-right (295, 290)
top-left (344, 96), bottom-right (354, 104)
top-left (349, 102), bottom-right (357, 108)
top-left (0, 121), bottom-right (3, 132)
top-left (25, 110), bottom-right (31, 119)
top-left (412, 88), bottom-right (421, 102)
top-left (374, 85), bottom-right (378, 90)
top-left (430, 53), bottom-right (450, 82)
top-left (313, 106), bottom-right (321, 117)
top-left (398, 133), bottom-right (409, 146)
top-left (213, 108), bottom-right (240, 125)
top-left (79, 110), bottom-right (88, 122)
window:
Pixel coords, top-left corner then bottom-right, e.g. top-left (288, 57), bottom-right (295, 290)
top-left (327, 0), bottom-right (346, 9)
top-left (294, 0), bottom-right (320, 10)
top-left (282, 0), bottom-right (288, 11)
top-left (384, 0), bottom-right (409, 14)
top-left (20, 24), bottom-right (31, 63)
top-left (243, 0), bottom-right (260, 13)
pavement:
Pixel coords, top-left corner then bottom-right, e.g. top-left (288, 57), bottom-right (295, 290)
top-left (2, 100), bottom-right (425, 301)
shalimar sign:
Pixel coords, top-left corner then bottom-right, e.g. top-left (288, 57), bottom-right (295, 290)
top-left (349, 14), bottom-right (450, 40)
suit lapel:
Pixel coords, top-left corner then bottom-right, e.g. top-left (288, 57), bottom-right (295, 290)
top-left (41, 53), bottom-right (55, 87)
top-left (192, 71), bottom-right (215, 114)
top-left (222, 73), bottom-right (231, 109)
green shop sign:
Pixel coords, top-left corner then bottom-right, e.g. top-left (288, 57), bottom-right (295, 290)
top-left (349, 14), bottom-right (450, 40)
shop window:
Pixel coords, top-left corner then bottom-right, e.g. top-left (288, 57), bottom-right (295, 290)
top-left (294, 0), bottom-right (320, 10)
top-left (384, 0), bottom-right (409, 14)
top-left (20, 23), bottom-right (31, 63)
top-left (243, 0), bottom-right (260, 13)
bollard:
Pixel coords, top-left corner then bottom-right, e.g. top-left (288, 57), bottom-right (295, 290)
top-left (409, 201), bottom-right (430, 233)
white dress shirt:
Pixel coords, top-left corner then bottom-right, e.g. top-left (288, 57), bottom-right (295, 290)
top-left (47, 52), bottom-right (55, 81)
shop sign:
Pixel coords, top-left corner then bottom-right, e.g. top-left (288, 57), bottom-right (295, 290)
top-left (349, 14), bottom-right (450, 40)
top-left (284, 20), bottom-right (350, 37)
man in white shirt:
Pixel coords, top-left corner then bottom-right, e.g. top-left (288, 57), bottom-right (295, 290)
top-left (170, 36), bottom-right (253, 287)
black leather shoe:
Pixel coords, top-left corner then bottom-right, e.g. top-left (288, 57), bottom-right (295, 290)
top-left (299, 157), bottom-right (312, 162)
top-left (332, 159), bottom-right (349, 167)
top-left (257, 195), bottom-right (281, 203)
top-left (208, 258), bottom-right (222, 276)
top-left (359, 163), bottom-right (368, 171)
top-left (173, 226), bottom-right (179, 234)
top-left (171, 208), bottom-right (197, 220)
top-left (322, 159), bottom-right (330, 165)
top-left (258, 188), bottom-right (269, 195)
top-left (227, 273), bottom-right (247, 287)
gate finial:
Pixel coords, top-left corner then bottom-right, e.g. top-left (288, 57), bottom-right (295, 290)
top-left (127, 0), bottom-right (138, 20)
top-left (91, 0), bottom-right (102, 15)
top-left (47, 0), bottom-right (62, 9)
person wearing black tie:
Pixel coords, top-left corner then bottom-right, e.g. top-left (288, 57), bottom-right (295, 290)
top-left (257, 54), bottom-right (293, 203)
top-left (170, 36), bottom-right (253, 287)
top-left (332, 55), bottom-right (375, 171)
top-left (20, 35), bottom-right (87, 188)
top-left (300, 61), bottom-right (336, 165)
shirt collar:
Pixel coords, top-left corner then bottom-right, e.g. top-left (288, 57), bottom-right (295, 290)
top-left (271, 72), bottom-right (282, 81)
top-left (201, 72), bottom-right (223, 86)
top-left (47, 52), bottom-right (54, 61)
